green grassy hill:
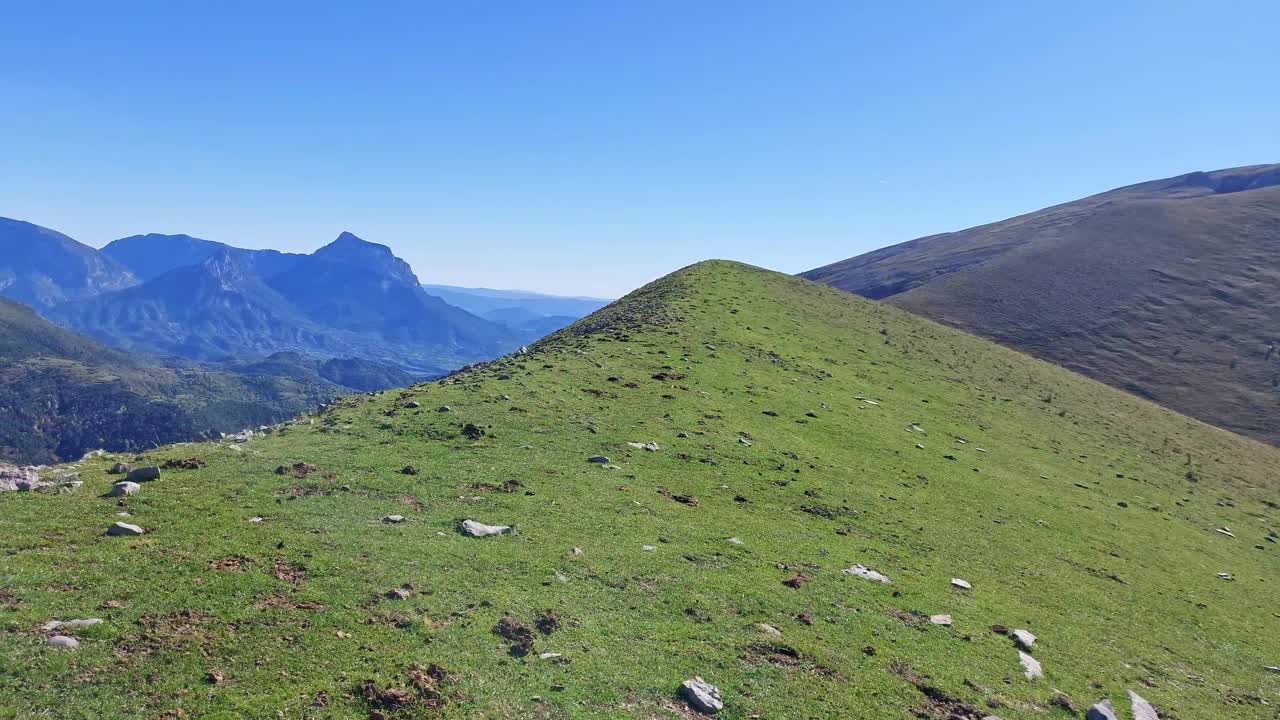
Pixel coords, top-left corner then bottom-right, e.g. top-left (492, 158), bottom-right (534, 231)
top-left (2, 261), bottom-right (1276, 719)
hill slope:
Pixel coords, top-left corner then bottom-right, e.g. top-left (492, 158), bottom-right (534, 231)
top-left (801, 163), bottom-right (1280, 445)
top-left (0, 298), bottom-right (350, 464)
top-left (1, 261), bottom-right (1276, 719)
top-left (0, 216), bottom-right (138, 309)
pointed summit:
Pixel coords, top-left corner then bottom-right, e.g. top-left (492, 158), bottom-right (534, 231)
top-left (312, 231), bottom-right (418, 285)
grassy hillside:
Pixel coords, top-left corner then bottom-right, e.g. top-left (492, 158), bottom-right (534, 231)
top-left (0, 298), bottom-right (345, 464)
top-left (1, 261), bottom-right (1276, 719)
top-left (802, 164), bottom-right (1280, 446)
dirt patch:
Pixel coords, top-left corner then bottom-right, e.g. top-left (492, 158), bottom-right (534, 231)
top-left (276, 462), bottom-right (319, 479)
top-left (535, 609), bottom-right (561, 635)
top-left (162, 457), bottom-right (205, 470)
top-left (253, 593), bottom-right (324, 612)
top-left (473, 479), bottom-right (524, 493)
top-left (493, 615), bottom-right (536, 656)
top-left (360, 663), bottom-right (458, 716)
top-left (890, 661), bottom-right (988, 719)
top-left (741, 642), bottom-right (835, 676)
top-left (119, 609), bottom-right (215, 659)
top-left (207, 555), bottom-right (253, 572)
top-left (890, 609), bottom-right (930, 628)
top-left (271, 558), bottom-right (307, 585)
top-left (0, 588), bottom-right (19, 608)
top-left (782, 573), bottom-right (811, 588)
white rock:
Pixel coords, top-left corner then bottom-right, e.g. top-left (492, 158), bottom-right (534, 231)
top-left (679, 677), bottom-right (724, 714)
top-left (106, 522), bottom-right (144, 536)
top-left (627, 441), bottom-right (660, 451)
top-left (726, 537), bottom-right (744, 545)
top-left (125, 466), bottom-right (160, 482)
top-left (641, 545), bottom-right (656, 552)
top-left (1216, 572), bottom-right (1234, 581)
top-left (1127, 690), bottom-right (1159, 720)
top-left (915, 444), bottom-right (925, 450)
top-left (951, 578), bottom-right (972, 590)
top-left (382, 515), bottom-right (405, 524)
top-left (107, 481), bottom-right (141, 497)
top-left (1018, 650), bottom-right (1043, 679)
top-left (1086, 699), bottom-right (1118, 720)
top-left (46, 635), bottom-right (80, 649)
top-left (843, 564), bottom-right (891, 584)
top-left (460, 520), bottom-right (511, 537)
top-left (929, 614), bottom-right (953, 626)
top-left (41, 619), bottom-right (103, 632)
top-left (1011, 629), bottom-right (1037, 650)
top-left (756, 623), bottom-right (783, 638)
top-left (539, 652), bottom-right (562, 660)
top-left (1215, 527), bottom-right (1236, 537)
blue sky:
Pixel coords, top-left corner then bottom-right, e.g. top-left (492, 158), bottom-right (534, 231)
top-left (1, 1), bottom-right (1276, 297)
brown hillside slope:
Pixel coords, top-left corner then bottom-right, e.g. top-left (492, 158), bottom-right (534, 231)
top-left (803, 164), bottom-right (1280, 445)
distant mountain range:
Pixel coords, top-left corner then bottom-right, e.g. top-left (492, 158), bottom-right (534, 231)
top-left (804, 163), bottom-right (1280, 445)
top-left (421, 284), bottom-right (611, 340)
top-left (1, 219), bottom-right (592, 375)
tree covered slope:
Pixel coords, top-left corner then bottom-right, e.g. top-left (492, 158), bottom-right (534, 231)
top-left (1, 261), bottom-right (1276, 719)
top-left (802, 164), bottom-right (1280, 446)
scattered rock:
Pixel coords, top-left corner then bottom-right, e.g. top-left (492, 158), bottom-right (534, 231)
top-left (1011, 629), bottom-right (1037, 651)
top-left (1127, 690), bottom-right (1159, 720)
top-left (401, 466), bottom-right (419, 476)
top-left (1018, 650), bottom-right (1043, 679)
top-left (843, 564), bottom-right (891, 584)
top-left (679, 677), bottom-right (724, 714)
top-left (726, 537), bottom-right (744, 545)
top-left (106, 522), bottom-right (144, 536)
top-left (109, 462), bottom-right (132, 475)
top-left (437, 405), bottom-right (451, 412)
top-left (1216, 572), bottom-right (1234, 581)
top-left (929, 614), bottom-right (953, 626)
top-left (107, 481), bottom-right (141, 497)
top-left (46, 635), bottom-right (80, 649)
top-left (126, 466), bottom-right (161, 483)
top-left (461, 423), bottom-right (485, 440)
top-left (42, 618), bottom-right (102, 631)
top-left (627, 441), bottom-right (660, 451)
top-left (460, 520), bottom-right (511, 537)
top-left (950, 578), bottom-right (972, 590)
top-left (385, 588), bottom-right (411, 601)
top-left (756, 623), bottom-right (783, 638)
top-left (587, 455), bottom-right (610, 464)
top-left (0, 464), bottom-right (47, 492)
top-left (641, 545), bottom-right (657, 552)
top-left (382, 515), bottom-right (406, 524)
top-left (538, 652), bottom-right (562, 660)
top-left (1086, 699), bottom-right (1119, 720)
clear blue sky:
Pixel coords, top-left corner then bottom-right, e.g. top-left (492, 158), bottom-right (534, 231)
top-left (2, 1), bottom-right (1276, 297)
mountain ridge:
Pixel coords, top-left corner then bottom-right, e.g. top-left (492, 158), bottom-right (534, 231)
top-left (803, 163), bottom-right (1280, 445)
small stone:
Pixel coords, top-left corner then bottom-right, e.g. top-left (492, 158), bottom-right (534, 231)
top-left (1011, 629), bottom-right (1037, 650)
top-left (1018, 650), bottom-right (1043, 679)
top-left (437, 405), bottom-right (451, 412)
top-left (738, 438), bottom-right (752, 446)
top-left (1086, 699), bottom-right (1119, 720)
top-left (843, 564), bottom-right (891, 584)
top-left (726, 537), bottom-right (744, 545)
top-left (1215, 527), bottom-right (1235, 538)
top-left (106, 522), bottom-right (144, 536)
top-left (539, 652), bottom-right (562, 660)
top-left (404, 401), bottom-right (421, 409)
top-left (460, 519), bottom-right (511, 537)
top-left (676, 431), bottom-right (690, 438)
top-left (109, 462), bottom-right (132, 475)
top-left (951, 578), bottom-right (972, 590)
top-left (1216, 572), bottom-right (1234, 581)
top-left (679, 677), bottom-right (724, 714)
top-left (46, 635), bottom-right (80, 649)
top-left (1264, 665), bottom-right (1280, 673)
top-left (587, 455), bottom-right (610, 464)
top-left (915, 443), bottom-right (925, 450)
top-left (42, 618), bottom-right (103, 631)
top-left (1127, 690), bottom-right (1159, 720)
top-left (641, 545), bottom-right (657, 552)
top-left (401, 466), bottom-right (419, 475)
top-left (929, 614), bottom-right (953, 626)
top-left (571, 547), bottom-right (584, 555)
top-left (627, 441), bottom-right (660, 451)
top-left (382, 515), bottom-right (406, 524)
top-left (126, 466), bottom-right (161, 483)
top-left (384, 589), bottom-right (411, 601)
top-left (756, 623), bottom-right (783, 638)
top-left (107, 481), bottom-right (141, 497)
